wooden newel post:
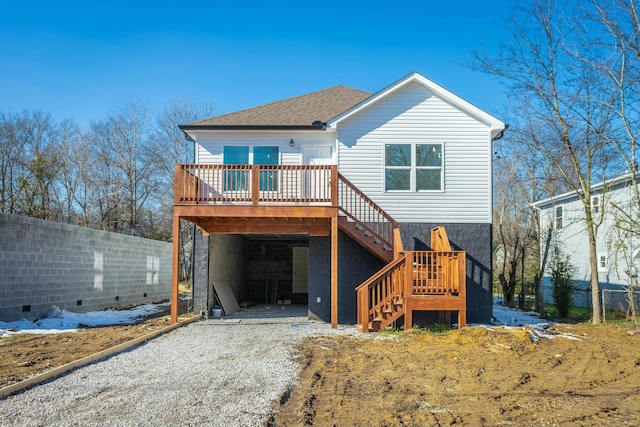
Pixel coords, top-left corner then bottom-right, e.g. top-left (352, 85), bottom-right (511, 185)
top-left (251, 166), bottom-right (260, 205)
top-left (404, 252), bottom-right (413, 330)
top-left (330, 165), bottom-right (338, 206)
top-left (458, 252), bottom-right (467, 327)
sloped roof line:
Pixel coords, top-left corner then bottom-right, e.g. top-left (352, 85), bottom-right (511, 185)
top-left (531, 171), bottom-right (640, 208)
top-left (184, 85), bottom-right (372, 128)
top-left (327, 71), bottom-right (506, 139)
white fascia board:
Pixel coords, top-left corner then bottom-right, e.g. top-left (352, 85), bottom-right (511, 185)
top-left (327, 71), bottom-right (506, 137)
top-left (530, 171), bottom-right (639, 209)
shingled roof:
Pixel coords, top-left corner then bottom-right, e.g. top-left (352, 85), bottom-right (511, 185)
top-left (184, 85), bottom-right (371, 128)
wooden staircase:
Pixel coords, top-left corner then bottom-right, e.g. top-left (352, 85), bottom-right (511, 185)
top-left (337, 173), bottom-right (398, 263)
top-left (337, 175), bottom-right (467, 333)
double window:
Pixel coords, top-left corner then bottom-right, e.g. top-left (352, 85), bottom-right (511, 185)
top-left (223, 146), bottom-right (279, 191)
top-left (384, 143), bottom-right (443, 191)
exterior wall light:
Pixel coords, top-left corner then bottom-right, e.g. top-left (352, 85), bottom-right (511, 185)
top-left (289, 138), bottom-right (294, 147)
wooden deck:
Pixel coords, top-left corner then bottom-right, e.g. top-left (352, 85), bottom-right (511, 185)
top-left (171, 164), bottom-right (466, 331)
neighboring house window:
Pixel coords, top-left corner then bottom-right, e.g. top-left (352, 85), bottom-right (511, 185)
top-left (254, 146), bottom-right (279, 191)
top-left (223, 146), bottom-right (249, 191)
top-left (598, 253), bottom-right (608, 272)
top-left (592, 196), bottom-right (600, 214)
top-left (555, 206), bottom-right (563, 230)
top-left (384, 143), bottom-right (443, 191)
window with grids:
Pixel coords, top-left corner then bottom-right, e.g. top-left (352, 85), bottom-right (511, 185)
top-left (592, 196), bottom-right (600, 214)
top-left (598, 253), bottom-right (608, 272)
top-left (555, 206), bottom-right (563, 230)
top-left (384, 143), bottom-right (442, 191)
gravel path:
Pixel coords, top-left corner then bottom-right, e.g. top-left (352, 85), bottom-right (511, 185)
top-left (0, 307), bottom-right (357, 426)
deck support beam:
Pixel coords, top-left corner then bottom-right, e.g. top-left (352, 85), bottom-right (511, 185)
top-left (331, 215), bottom-right (338, 328)
top-left (170, 215), bottom-right (180, 324)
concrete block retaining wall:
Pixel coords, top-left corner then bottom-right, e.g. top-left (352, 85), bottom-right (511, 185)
top-left (0, 213), bottom-right (172, 322)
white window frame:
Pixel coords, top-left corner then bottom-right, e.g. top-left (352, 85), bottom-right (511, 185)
top-left (592, 195), bottom-right (600, 214)
top-left (598, 252), bottom-right (608, 272)
top-left (555, 206), bottom-right (563, 230)
top-left (384, 143), bottom-right (444, 192)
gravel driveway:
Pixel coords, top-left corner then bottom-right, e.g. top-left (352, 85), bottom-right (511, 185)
top-left (0, 306), bottom-right (357, 426)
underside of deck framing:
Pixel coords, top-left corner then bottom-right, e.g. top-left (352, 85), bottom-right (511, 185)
top-left (170, 204), bottom-right (341, 327)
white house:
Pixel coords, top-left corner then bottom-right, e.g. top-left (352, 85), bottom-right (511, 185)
top-left (532, 172), bottom-right (640, 311)
top-left (170, 72), bottom-right (505, 330)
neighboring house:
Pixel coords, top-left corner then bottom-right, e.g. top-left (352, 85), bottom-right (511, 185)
top-left (532, 172), bottom-right (640, 311)
top-left (169, 72), bottom-right (506, 330)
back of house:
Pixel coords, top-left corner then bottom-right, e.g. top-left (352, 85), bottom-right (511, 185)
top-left (173, 71), bottom-right (505, 327)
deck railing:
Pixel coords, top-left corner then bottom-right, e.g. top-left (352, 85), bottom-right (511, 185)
top-left (174, 164), bottom-right (336, 205)
top-left (406, 251), bottom-right (466, 296)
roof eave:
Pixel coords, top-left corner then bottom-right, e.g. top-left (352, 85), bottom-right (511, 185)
top-left (179, 124), bottom-right (327, 132)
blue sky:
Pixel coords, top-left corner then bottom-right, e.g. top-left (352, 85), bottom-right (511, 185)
top-left (0, 1), bottom-right (513, 128)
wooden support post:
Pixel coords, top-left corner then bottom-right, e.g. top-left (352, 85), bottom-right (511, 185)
top-left (331, 215), bottom-right (338, 328)
top-left (170, 215), bottom-right (180, 324)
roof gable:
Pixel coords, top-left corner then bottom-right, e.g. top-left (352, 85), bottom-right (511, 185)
top-left (327, 72), bottom-right (506, 139)
top-left (185, 85), bottom-right (371, 128)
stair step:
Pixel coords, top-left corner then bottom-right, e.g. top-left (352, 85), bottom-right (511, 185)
top-left (382, 309), bottom-right (393, 315)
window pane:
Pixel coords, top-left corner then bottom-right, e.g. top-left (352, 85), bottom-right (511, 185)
top-left (417, 169), bottom-right (441, 190)
top-left (254, 146), bottom-right (279, 164)
top-left (224, 170), bottom-right (248, 191)
top-left (385, 169), bottom-right (410, 191)
top-left (556, 206), bottom-right (563, 217)
top-left (223, 146), bottom-right (249, 191)
top-left (255, 147), bottom-right (279, 191)
top-left (223, 146), bottom-right (249, 164)
top-left (416, 144), bottom-right (442, 167)
top-left (385, 144), bottom-right (411, 166)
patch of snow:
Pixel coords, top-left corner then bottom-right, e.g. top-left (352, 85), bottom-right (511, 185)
top-left (491, 301), bottom-right (546, 327)
top-left (0, 302), bottom-right (169, 338)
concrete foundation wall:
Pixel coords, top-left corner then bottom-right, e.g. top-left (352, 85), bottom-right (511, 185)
top-left (209, 234), bottom-right (247, 309)
top-left (192, 228), bottom-right (210, 316)
top-left (0, 213), bottom-right (171, 322)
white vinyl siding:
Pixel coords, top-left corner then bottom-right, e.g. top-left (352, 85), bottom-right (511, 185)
top-left (336, 81), bottom-right (492, 223)
top-left (195, 131), bottom-right (334, 165)
top-left (535, 182), bottom-right (640, 288)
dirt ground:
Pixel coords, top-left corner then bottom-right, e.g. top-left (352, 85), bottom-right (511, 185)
top-left (0, 314), bottom-right (176, 389)
top-left (2, 317), bottom-right (640, 427)
top-left (270, 323), bottom-right (640, 427)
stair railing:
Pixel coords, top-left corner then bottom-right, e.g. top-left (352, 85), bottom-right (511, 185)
top-left (356, 254), bottom-right (407, 332)
top-left (337, 173), bottom-right (398, 251)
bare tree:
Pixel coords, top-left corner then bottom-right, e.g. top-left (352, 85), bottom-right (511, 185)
top-left (475, 0), bottom-right (617, 323)
top-left (148, 99), bottom-right (215, 279)
top-left (89, 101), bottom-right (155, 236)
top-left (0, 112), bottom-right (21, 214)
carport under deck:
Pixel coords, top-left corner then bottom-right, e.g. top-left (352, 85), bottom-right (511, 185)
top-left (170, 164), bottom-right (467, 331)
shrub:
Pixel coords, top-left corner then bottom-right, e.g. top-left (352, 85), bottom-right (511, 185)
top-left (548, 244), bottom-right (576, 318)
